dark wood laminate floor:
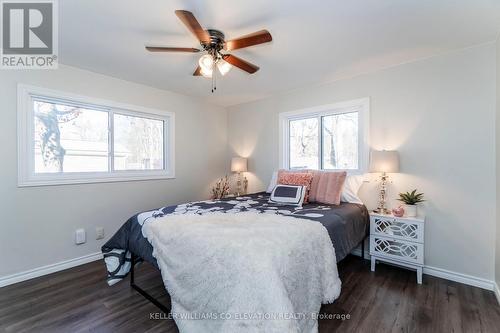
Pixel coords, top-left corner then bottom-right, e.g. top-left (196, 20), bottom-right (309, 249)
top-left (1, 256), bottom-right (499, 333)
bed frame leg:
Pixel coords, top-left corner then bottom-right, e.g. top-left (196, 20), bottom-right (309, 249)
top-left (361, 238), bottom-right (365, 259)
top-left (130, 252), bottom-right (135, 284)
top-left (130, 253), bottom-right (171, 314)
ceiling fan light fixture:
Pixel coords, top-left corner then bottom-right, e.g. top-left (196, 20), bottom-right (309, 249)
top-left (217, 60), bottom-right (232, 76)
top-left (147, 10), bottom-right (272, 91)
top-left (198, 54), bottom-right (214, 72)
top-left (200, 67), bottom-right (212, 78)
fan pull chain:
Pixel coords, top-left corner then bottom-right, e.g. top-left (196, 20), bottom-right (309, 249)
top-left (211, 65), bottom-right (217, 93)
top-left (211, 68), bottom-right (214, 93)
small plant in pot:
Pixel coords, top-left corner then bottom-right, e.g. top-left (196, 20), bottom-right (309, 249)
top-left (398, 189), bottom-right (424, 217)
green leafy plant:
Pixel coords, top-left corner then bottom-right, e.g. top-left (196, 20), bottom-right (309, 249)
top-left (398, 189), bottom-right (425, 205)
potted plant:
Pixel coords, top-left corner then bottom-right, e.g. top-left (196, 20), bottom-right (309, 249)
top-left (398, 189), bottom-right (424, 217)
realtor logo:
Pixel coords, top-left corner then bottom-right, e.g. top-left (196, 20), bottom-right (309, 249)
top-left (1, 0), bottom-right (58, 69)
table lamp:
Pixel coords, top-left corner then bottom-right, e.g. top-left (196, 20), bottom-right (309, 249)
top-left (369, 150), bottom-right (399, 214)
top-left (231, 157), bottom-right (248, 196)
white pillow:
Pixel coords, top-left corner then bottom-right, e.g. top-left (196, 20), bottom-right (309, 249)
top-left (266, 171), bottom-right (278, 193)
top-left (269, 185), bottom-right (306, 206)
top-left (340, 175), bottom-right (365, 204)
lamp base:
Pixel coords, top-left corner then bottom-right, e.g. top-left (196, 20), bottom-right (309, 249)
top-left (235, 172), bottom-right (242, 197)
top-left (373, 207), bottom-right (391, 215)
top-left (375, 172), bottom-right (391, 215)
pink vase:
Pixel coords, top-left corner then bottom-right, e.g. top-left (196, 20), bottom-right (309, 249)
top-left (392, 205), bottom-right (405, 217)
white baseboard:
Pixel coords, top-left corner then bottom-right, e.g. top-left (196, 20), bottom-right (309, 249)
top-left (1, 248), bottom-right (498, 301)
top-left (351, 247), bottom-right (496, 292)
top-left (350, 247), bottom-right (370, 258)
top-left (422, 265), bottom-right (495, 291)
top-left (494, 282), bottom-right (500, 305)
top-left (0, 252), bottom-right (103, 288)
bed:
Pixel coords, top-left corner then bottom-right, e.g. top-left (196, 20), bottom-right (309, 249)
top-left (102, 192), bottom-right (369, 284)
top-left (102, 192), bottom-right (369, 332)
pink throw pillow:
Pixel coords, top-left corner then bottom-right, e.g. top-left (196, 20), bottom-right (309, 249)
top-left (314, 171), bottom-right (347, 205)
top-left (279, 169), bottom-right (322, 202)
top-left (307, 170), bottom-right (322, 202)
top-left (277, 171), bottom-right (314, 203)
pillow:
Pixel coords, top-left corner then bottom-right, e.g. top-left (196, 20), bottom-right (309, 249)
top-left (267, 169), bottom-right (309, 193)
top-left (340, 175), bottom-right (365, 204)
top-left (269, 185), bottom-right (306, 206)
top-left (266, 171), bottom-right (278, 193)
top-left (307, 169), bottom-right (322, 202)
top-left (277, 170), bottom-right (314, 203)
top-left (313, 171), bottom-right (347, 205)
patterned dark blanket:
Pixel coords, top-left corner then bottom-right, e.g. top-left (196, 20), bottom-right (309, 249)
top-left (102, 192), bottom-right (369, 285)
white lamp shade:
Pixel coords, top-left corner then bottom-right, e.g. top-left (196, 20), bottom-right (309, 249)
top-left (231, 157), bottom-right (247, 172)
top-left (369, 150), bottom-right (399, 173)
top-left (198, 54), bottom-right (214, 71)
top-left (200, 67), bottom-right (212, 78)
top-left (217, 60), bottom-right (232, 76)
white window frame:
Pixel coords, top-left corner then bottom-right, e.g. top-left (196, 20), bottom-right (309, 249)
top-left (279, 97), bottom-right (370, 174)
top-left (17, 84), bottom-right (175, 187)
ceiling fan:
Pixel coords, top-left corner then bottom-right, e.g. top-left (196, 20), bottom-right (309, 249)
top-left (145, 10), bottom-right (272, 92)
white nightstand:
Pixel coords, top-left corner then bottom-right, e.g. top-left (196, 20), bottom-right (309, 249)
top-left (369, 212), bottom-right (425, 284)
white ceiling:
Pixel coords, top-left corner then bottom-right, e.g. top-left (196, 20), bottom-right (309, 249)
top-left (59, 0), bottom-right (500, 107)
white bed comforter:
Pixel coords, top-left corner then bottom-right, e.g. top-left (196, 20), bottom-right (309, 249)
top-left (142, 212), bottom-right (341, 333)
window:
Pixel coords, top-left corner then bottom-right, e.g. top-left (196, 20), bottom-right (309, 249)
top-left (18, 85), bottom-right (175, 186)
top-left (280, 98), bottom-right (369, 174)
top-left (289, 117), bottom-right (319, 169)
top-left (113, 114), bottom-right (165, 171)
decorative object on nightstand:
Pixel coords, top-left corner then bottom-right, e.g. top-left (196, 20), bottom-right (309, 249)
top-left (369, 212), bottom-right (425, 284)
top-left (369, 150), bottom-right (399, 214)
top-left (398, 189), bottom-right (425, 217)
top-left (392, 205), bottom-right (405, 217)
top-left (211, 175), bottom-right (230, 199)
top-left (243, 176), bottom-right (248, 194)
top-left (231, 157), bottom-right (247, 196)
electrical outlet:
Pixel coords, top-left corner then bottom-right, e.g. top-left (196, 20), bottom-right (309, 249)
top-left (96, 227), bottom-right (104, 240)
top-left (75, 228), bottom-right (86, 245)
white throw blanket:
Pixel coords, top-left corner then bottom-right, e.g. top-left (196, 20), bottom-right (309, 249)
top-left (142, 212), bottom-right (341, 333)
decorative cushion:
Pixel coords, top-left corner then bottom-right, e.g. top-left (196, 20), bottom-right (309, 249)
top-left (266, 171), bottom-right (279, 193)
top-left (307, 169), bottom-right (322, 202)
top-left (277, 170), bottom-right (314, 203)
top-left (313, 171), bottom-right (347, 205)
top-left (267, 169), bottom-right (307, 193)
top-left (341, 175), bottom-right (365, 204)
top-left (269, 185), bottom-right (306, 206)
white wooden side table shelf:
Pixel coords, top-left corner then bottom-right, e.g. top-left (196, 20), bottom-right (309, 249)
top-left (369, 212), bottom-right (425, 284)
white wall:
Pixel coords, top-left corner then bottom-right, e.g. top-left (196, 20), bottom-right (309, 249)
top-left (496, 36), bottom-right (500, 290)
top-left (0, 65), bottom-right (227, 278)
top-left (1, 44), bottom-right (497, 287)
top-left (228, 43), bottom-right (497, 281)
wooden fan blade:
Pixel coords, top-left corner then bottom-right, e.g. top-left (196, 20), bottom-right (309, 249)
top-left (146, 46), bottom-right (200, 53)
top-left (224, 30), bottom-right (272, 51)
top-left (175, 10), bottom-right (210, 43)
top-left (193, 66), bottom-right (202, 76)
top-left (223, 54), bottom-right (259, 74)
